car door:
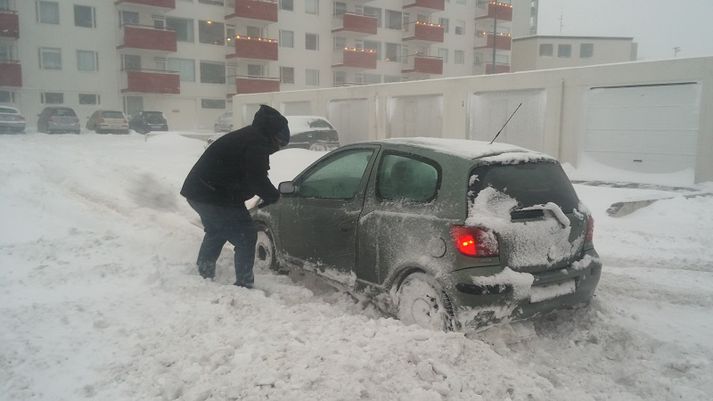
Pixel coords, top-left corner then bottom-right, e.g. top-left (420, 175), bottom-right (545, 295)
top-left (277, 146), bottom-right (379, 284)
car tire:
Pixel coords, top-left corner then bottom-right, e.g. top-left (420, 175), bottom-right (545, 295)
top-left (395, 273), bottom-right (457, 331)
top-left (254, 225), bottom-right (279, 273)
top-left (309, 143), bottom-right (327, 151)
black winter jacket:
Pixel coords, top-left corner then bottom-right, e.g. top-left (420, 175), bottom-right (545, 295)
top-left (181, 108), bottom-right (286, 207)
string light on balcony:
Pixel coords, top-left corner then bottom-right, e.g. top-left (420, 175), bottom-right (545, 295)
top-left (234, 34), bottom-right (277, 43)
top-left (415, 21), bottom-right (442, 28)
top-left (343, 47), bottom-right (376, 53)
top-left (488, 1), bottom-right (513, 8)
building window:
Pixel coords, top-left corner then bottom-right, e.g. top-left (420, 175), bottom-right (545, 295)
top-left (37, 1), bottom-right (59, 24)
top-left (364, 40), bottom-right (381, 60)
top-left (198, 20), bottom-right (225, 45)
top-left (357, 73), bottom-right (380, 84)
top-left (439, 17), bottom-right (449, 33)
top-left (79, 94), bottom-right (100, 105)
top-left (74, 5), bottom-right (96, 28)
top-left (474, 53), bottom-right (483, 66)
top-left (199, 61), bottom-right (225, 84)
top-left (455, 20), bottom-right (465, 35)
top-left (333, 70), bottom-right (346, 86)
top-left (384, 75), bottom-right (401, 83)
top-left (454, 50), bottom-right (464, 64)
top-left (438, 48), bottom-right (448, 63)
top-left (167, 17), bottom-right (194, 42)
top-left (305, 0), bottom-right (318, 15)
top-left (0, 90), bottom-right (15, 103)
top-left (201, 99), bottom-right (226, 109)
top-left (77, 50), bottom-right (98, 72)
top-left (385, 42), bottom-right (400, 62)
top-left (580, 43), bottom-right (594, 58)
top-left (280, 66), bottom-right (294, 84)
top-left (305, 33), bottom-right (319, 51)
top-left (198, 0), bottom-right (224, 5)
top-left (279, 30), bottom-right (294, 48)
top-left (539, 43), bottom-right (553, 56)
top-left (334, 37), bottom-right (346, 51)
top-left (39, 47), bottom-right (62, 70)
top-left (364, 7), bottom-right (382, 28)
top-left (385, 10), bottom-right (402, 30)
top-left (247, 64), bottom-right (264, 76)
top-left (122, 54), bottom-right (141, 70)
top-left (333, 2), bottom-right (346, 16)
top-left (280, 0), bottom-right (293, 11)
top-left (306, 69), bottom-right (319, 86)
top-left (167, 58), bottom-right (195, 81)
top-left (120, 10), bottom-right (139, 26)
top-left (0, 43), bottom-right (17, 61)
top-left (41, 92), bottom-right (63, 104)
top-left (558, 44), bottom-right (571, 58)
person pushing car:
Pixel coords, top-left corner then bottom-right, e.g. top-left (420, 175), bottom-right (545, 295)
top-left (181, 104), bottom-right (290, 288)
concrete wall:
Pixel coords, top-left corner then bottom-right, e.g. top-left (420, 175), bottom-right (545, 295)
top-left (512, 36), bottom-right (637, 72)
top-left (231, 56), bottom-right (713, 184)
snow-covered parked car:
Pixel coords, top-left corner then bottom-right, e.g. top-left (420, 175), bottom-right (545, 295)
top-left (252, 138), bottom-right (601, 331)
top-left (0, 105), bottom-right (26, 133)
top-left (284, 115), bottom-right (340, 151)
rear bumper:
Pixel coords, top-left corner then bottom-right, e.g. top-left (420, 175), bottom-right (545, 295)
top-left (0, 121), bottom-right (25, 132)
top-left (448, 249), bottom-right (602, 330)
top-left (48, 121), bottom-right (80, 132)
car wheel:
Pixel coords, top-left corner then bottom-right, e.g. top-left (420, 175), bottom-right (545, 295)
top-left (309, 143), bottom-right (327, 151)
top-left (254, 225), bottom-right (278, 272)
top-left (395, 273), bottom-right (456, 331)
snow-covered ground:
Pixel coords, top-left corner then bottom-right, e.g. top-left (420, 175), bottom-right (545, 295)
top-left (1, 132), bottom-right (712, 401)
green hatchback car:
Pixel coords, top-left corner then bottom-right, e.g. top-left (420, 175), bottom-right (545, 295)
top-left (252, 138), bottom-right (601, 330)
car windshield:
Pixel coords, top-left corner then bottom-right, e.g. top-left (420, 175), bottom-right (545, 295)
top-left (143, 112), bottom-right (164, 123)
top-left (0, 107), bottom-right (18, 114)
top-left (52, 108), bottom-right (76, 117)
top-left (469, 161), bottom-right (579, 212)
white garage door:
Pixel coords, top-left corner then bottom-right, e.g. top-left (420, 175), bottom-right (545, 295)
top-left (328, 98), bottom-right (370, 145)
top-left (582, 83), bottom-right (701, 185)
top-left (387, 95), bottom-right (443, 138)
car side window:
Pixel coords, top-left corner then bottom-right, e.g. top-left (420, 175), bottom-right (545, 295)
top-left (377, 154), bottom-right (440, 202)
top-left (298, 149), bottom-right (375, 199)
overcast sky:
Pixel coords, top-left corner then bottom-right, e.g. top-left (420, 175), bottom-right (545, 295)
top-left (537, 0), bottom-right (713, 60)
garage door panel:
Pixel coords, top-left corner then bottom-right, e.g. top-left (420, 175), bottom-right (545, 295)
top-left (589, 85), bottom-right (699, 107)
top-left (586, 106), bottom-right (699, 131)
top-left (586, 151), bottom-right (696, 174)
top-left (584, 130), bottom-right (697, 155)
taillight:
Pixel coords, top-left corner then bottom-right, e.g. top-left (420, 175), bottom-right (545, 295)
top-left (451, 225), bottom-right (499, 257)
top-left (585, 215), bottom-right (594, 243)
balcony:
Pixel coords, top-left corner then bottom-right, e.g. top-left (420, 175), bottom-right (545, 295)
top-left (403, 0), bottom-right (444, 14)
top-left (403, 21), bottom-right (444, 44)
top-left (226, 35), bottom-right (278, 61)
top-left (225, 0), bottom-right (278, 26)
top-left (233, 76), bottom-right (280, 94)
top-left (0, 61), bottom-right (22, 87)
top-left (331, 13), bottom-right (377, 37)
top-left (474, 32), bottom-right (512, 50)
top-left (475, 1), bottom-right (513, 21)
top-left (0, 9), bottom-right (19, 39)
top-left (115, 0), bottom-right (176, 11)
top-left (402, 55), bottom-right (443, 76)
top-left (332, 48), bottom-right (377, 70)
top-left (486, 63), bottom-right (510, 74)
top-left (122, 69), bottom-right (180, 94)
top-left (118, 24), bottom-right (177, 53)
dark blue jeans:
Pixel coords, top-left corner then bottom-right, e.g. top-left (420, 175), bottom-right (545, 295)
top-left (188, 200), bottom-right (257, 286)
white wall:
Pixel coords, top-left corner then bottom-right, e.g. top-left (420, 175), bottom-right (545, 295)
top-left (232, 56), bottom-right (713, 184)
top-left (512, 36), bottom-right (636, 72)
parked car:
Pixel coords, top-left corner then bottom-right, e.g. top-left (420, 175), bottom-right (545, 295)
top-left (252, 138), bottom-right (601, 331)
top-left (0, 106), bottom-right (26, 133)
top-left (129, 111), bottom-right (168, 133)
top-left (37, 107), bottom-right (80, 134)
top-left (285, 116), bottom-right (340, 151)
top-left (214, 111), bottom-right (233, 133)
top-left (87, 110), bottom-right (130, 134)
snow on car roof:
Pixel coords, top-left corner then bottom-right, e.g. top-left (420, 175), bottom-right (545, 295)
top-left (382, 137), bottom-right (556, 161)
top-left (285, 116), bottom-right (334, 135)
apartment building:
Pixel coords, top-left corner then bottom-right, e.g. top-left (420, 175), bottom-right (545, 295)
top-left (0, 0), bottom-right (517, 129)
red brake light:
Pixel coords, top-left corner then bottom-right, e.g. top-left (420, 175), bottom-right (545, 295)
top-left (585, 215), bottom-right (594, 243)
top-left (451, 226), bottom-right (499, 257)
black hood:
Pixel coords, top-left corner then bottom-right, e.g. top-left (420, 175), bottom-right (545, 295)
top-left (252, 105), bottom-right (289, 146)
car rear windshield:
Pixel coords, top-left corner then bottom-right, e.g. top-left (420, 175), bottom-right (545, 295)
top-left (102, 111), bottom-right (125, 118)
top-left (293, 130), bottom-right (339, 141)
top-left (143, 112), bottom-right (164, 122)
top-left (0, 107), bottom-right (17, 114)
top-left (469, 161), bottom-right (579, 212)
top-left (52, 108), bottom-right (76, 117)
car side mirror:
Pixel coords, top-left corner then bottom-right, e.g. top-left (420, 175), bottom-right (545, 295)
top-left (279, 181), bottom-right (296, 194)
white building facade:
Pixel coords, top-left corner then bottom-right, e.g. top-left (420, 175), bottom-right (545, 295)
top-left (0, 0), bottom-right (521, 130)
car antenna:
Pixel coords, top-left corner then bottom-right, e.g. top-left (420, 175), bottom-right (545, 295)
top-left (489, 102), bottom-right (523, 145)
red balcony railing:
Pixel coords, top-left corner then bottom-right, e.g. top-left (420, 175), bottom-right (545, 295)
top-left (402, 55), bottom-right (443, 75)
top-left (235, 76), bottom-right (280, 94)
top-left (486, 63), bottom-right (510, 74)
top-left (118, 24), bottom-right (177, 52)
top-left (403, 21), bottom-right (444, 43)
top-left (403, 0), bottom-right (445, 13)
top-left (475, 33), bottom-right (512, 50)
top-left (226, 35), bottom-right (278, 61)
top-left (332, 48), bottom-right (377, 69)
top-left (332, 13), bottom-right (377, 36)
top-left (122, 69), bottom-right (180, 94)
top-left (0, 10), bottom-right (19, 39)
top-left (226, 0), bottom-right (278, 24)
top-left (115, 0), bottom-right (176, 9)
top-left (0, 61), bottom-right (22, 86)
top-left (476, 1), bottom-right (513, 21)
